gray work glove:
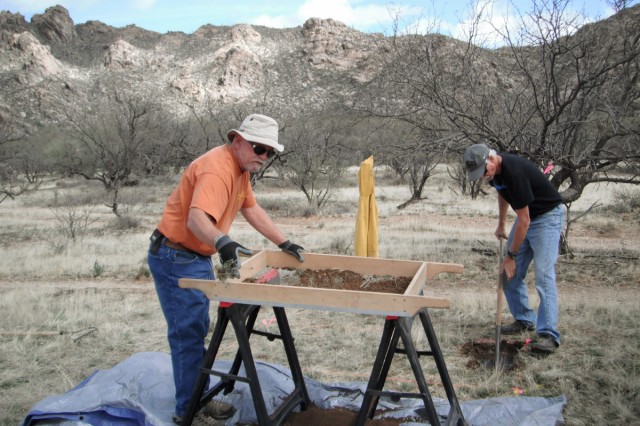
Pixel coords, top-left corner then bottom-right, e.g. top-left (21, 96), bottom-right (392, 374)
top-left (215, 235), bottom-right (253, 278)
top-left (278, 240), bottom-right (305, 262)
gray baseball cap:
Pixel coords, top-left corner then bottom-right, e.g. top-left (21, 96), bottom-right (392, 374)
top-left (463, 144), bottom-right (490, 181)
top-left (227, 114), bottom-right (285, 152)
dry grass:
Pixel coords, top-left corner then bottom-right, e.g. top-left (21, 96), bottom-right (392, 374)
top-left (0, 166), bottom-right (639, 425)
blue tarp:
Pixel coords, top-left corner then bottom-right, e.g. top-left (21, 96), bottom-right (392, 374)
top-left (23, 352), bottom-right (566, 425)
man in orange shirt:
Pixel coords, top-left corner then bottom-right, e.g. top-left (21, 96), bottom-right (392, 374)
top-left (148, 114), bottom-right (304, 424)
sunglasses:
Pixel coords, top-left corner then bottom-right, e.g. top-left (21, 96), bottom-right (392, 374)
top-left (250, 143), bottom-right (276, 158)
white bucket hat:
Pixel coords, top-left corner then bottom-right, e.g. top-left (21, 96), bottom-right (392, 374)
top-left (227, 114), bottom-right (284, 153)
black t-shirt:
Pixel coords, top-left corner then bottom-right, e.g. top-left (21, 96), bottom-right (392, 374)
top-left (490, 153), bottom-right (562, 220)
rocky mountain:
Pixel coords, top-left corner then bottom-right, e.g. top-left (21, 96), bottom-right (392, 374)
top-left (0, 4), bottom-right (395, 133)
top-left (0, 4), bottom-right (638, 135)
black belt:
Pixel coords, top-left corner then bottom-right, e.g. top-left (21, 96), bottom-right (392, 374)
top-left (150, 229), bottom-right (200, 256)
top-left (163, 238), bottom-right (192, 252)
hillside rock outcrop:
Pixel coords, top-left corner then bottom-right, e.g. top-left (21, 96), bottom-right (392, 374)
top-left (104, 39), bottom-right (148, 69)
top-left (0, 10), bottom-right (29, 37)
top-left (301, 18), bottom-right (386, 82)
top-left (30, 5), bottom-right (76, 43)
top-left (10, 31), bottom-right (65, 84)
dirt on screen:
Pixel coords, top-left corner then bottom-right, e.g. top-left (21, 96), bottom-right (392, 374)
top-left (271, 268), bottom-right (412, 294)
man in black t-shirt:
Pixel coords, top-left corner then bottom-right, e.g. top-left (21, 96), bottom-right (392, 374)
top-left (463, 144), bottom-right (564, 354)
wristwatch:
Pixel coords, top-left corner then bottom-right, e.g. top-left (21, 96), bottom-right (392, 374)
top-left (507, 250), bottom-right (518, 259)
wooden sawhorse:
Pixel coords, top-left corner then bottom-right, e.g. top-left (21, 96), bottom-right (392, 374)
top-left (180, 302), bottom-right (310, 426)
top-left (180, 251), bottom-right (467, 426)
top-left (356, 309), bottom-right (467, 425)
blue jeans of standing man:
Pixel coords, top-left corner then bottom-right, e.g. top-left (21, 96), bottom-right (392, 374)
top-left (148, 241), bottom-right (214, 417)
top-left (504, 204), bottom-right (564, 345)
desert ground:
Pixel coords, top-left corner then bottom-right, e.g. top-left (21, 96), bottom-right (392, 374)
top-left (0, 165), bottom-right (638, 425)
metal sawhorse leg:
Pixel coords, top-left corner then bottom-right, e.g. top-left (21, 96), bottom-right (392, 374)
top-left (356, 309), bottom-right (467, 426)
top-left (181, 303), bottom-right (310, 426)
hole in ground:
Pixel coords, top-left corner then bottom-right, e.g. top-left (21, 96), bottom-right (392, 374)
top-left (461, 338), bottom-right (529, 371)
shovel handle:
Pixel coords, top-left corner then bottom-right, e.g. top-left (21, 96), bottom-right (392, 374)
top-left (495, 238), bottom-right (505, 370)
top-left (496, 239), bottom-right (504, 326)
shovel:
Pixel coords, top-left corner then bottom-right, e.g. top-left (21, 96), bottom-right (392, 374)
top-left (495, 238), bottom-right (505, 371)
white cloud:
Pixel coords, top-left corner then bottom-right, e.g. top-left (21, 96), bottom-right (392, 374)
top-left (450, 2), bottom-right (511, 47)
top-left (250, 0), bottom-right (423, 32)
top-left (446, 0), bottom-right (610, 48)
top-left (132, 0), bottom-right (157, 11)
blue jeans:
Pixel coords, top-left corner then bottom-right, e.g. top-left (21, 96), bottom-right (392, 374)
top-left (504, 204), bottom-right (564, 344)
top-left (148, 241), bottom-right (214, 417)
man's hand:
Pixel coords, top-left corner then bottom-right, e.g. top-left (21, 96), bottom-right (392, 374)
top-left (215, 235), bottom-right (253, 278)
top-left (495, 227), bottom-right (508, 241)
top-left (278, 240), bottom-right (305, 262)
top-left (501, 256), bottom-right (516, 280)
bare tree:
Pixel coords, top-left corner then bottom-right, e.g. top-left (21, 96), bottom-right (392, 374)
top-left (0, 118), bottom-right (49, 203)
top-left (366, 118), bottom-right (444, 208)
top-left (356, 0), bottom-right (639, 246)
top-left (367, 1), bottom-right (639, 194)
top-left (608, 0), bottom-right (634, 13)
top-left (350, 17), bottom-right (467, 206)
top-left (447, 158), bottom-right (487, 199)
top-left (175, 98), bottom-right (239, 163)
top-left (498, 1), bottom-right (640, 203)
top-left (50, 192), bottom-right (98, 244)
top-left (277, 115), bottom-right (352, 209)
top-left (59, 92), bottom-right (171, 216)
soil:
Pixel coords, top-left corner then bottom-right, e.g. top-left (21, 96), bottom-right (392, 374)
top-left (199, 405), bottom-right (412, 426)
top-left (282, 404), bottom-right (413, 426)
top-left (244, 267), bottom-right (412, 294)
top-left (289, 268), bottom-right (412, 294)
top-left (461, 338), bottom-right (528, 371)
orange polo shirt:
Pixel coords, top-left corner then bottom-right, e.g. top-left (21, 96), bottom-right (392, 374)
top-left (157, 144), bottom-right (256, 256)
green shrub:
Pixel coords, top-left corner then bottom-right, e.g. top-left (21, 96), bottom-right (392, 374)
top-left (91, 260), bottom-right (105, 278)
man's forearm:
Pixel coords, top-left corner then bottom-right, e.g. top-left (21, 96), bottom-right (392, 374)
top-left (497, 195), bottom-right (509, 226)
top-left (241, 205), bottom-right (287, 245)
top-left (187, 207), bottom-right (223, 247)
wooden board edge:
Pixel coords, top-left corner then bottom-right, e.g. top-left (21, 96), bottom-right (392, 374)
top-left (426, 262), bottom-right (464, 280)
top-left (404, 262), bottom-right (428, 296)
top-left (263, 251), bottom-right (423, 277)
top-left (179, 278), bottom-right (450, 317)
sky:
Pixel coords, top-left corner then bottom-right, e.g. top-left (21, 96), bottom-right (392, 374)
top-left (0, 0), bottom-right (629, 44)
